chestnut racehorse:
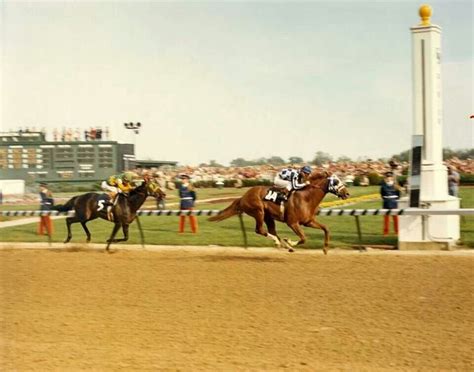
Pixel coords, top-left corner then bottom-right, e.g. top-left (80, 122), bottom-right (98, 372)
top-left (208, 171), bottom-right (349, 254)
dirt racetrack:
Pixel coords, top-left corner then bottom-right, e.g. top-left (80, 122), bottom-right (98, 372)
top-left (1, 246), bottom-right (473, 371)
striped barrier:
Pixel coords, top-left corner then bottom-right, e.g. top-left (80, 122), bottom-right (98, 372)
top-left (1, 208), bottom-right (473, 217)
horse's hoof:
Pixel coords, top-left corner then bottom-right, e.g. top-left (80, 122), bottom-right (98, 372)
top-left (288, 248), bottom-right (294, 253)
top-left (64, 239), bottom-right (70, 244)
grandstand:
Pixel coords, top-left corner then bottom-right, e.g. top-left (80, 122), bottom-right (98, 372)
top-left (0, 130), bottom-right (134, 183)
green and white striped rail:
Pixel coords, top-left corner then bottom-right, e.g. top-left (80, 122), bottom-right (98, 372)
top-left (1, 208), bottom-right (473, 217)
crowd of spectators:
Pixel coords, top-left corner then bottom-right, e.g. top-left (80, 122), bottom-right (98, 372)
top-left (132, 157), bottom-right (472, 190)
top-left (445, 157), bottom-right (474, 174)
top-left (15, 126), bottom-right (111, 142)
top-left (52, 127), bottom-right (110, 142)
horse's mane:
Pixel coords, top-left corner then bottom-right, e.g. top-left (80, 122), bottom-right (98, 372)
top-left (130, 180), bottom-right (147, 195)
top-left (308, 170), bottom-right (330, 184)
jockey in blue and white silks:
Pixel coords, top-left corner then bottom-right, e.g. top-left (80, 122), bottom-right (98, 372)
top-left (274, 165), bottom-right (312, 193)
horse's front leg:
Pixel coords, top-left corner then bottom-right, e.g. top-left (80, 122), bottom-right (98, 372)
top-left (106, 223), bottom-right (122, 251)
top-left (304, 218), bottom-right (330, 255)
top-left (109, 224), bottom-right (129, 243)
top-left (285, 222), bottom-right (307, 251)
top-left (120, 224), bottom-right (129, 242)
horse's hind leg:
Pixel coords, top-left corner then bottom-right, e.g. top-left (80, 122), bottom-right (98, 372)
top-left (304, 218), bottom-right (330, 255)
top-left (247, 207), bottom-right (279, 247)
top-left (64, 216), bottom-right (79, 243)
top-left (81, 222), bottom-right (91, 243)
top-left (264, 214), bottom-right (282, 248)
top-left (251, 210), bottom-right (266, 236)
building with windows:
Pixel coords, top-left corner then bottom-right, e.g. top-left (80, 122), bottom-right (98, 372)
top-left (0, 131), bottom-right (135, 183)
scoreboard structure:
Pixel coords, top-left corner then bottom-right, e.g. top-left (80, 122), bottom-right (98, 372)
top-left (0, 131), bottom-right (134, 183)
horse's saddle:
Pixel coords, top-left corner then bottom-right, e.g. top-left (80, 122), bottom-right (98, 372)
top-left (263, 188), bottom-right (288, 204)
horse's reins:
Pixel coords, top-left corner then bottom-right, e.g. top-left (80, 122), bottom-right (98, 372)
top-left (308, 176), bottom-right (344, 195)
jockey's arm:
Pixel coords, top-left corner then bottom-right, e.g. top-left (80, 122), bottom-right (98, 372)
top-left (291, 173), bottom-right (308, 190)
top-left (117, 180), bottom-right (134, 193)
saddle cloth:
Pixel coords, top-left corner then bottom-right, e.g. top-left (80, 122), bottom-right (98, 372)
top-left (263, 188), bottom-right (288, 204)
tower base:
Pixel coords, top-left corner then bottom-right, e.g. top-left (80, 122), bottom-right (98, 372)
top-left (398, 196), bottom-right (460, 250)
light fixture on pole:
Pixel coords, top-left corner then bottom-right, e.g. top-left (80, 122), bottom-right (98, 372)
top-left (123, 122), bottom-right (142, 170)
top-left (124, 122), bottom-right (142, 134)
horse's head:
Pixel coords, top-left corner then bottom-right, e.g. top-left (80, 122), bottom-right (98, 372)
top-left (146, 180), bottom-right (166, 200)
top-left (325, 174), bottom-right (349, 199)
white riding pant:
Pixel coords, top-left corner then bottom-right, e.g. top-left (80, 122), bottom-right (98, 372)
top-left (273, 176), bottom-right (292, 191)
top-left (101, 181), bottom-right (119, 194)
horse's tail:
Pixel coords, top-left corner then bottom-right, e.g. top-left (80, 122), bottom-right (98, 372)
top-left (208, 198), bottom-right (241, 222)
top-left (51, 197), bottom-right (77, 212)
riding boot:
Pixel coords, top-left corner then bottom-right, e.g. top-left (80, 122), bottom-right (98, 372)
top-left (45, 216), bottom-right (53, 236)
top-left (383, 215), bottom-right (390, 235)
top-left (105, 192), bottom-right (118, 221)
top-left (179, 216), bottom-right (185, 233)
top-left (107, 206), bottom-right (114, 222)
top-left (279, 189), bottom-right (290, 201)
top-left (37, 217), bottom-right (45, 235)
top-left (393, 216), bottom-right (399, 234)
top-left (190, 215), bottom-right (198, 233)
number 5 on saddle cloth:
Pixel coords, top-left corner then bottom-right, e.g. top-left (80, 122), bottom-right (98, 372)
top-left (96, 193), bottom-right (121, 221)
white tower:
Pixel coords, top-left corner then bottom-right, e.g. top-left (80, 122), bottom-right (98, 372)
top-left (399, 5), bottom-right (460, 249)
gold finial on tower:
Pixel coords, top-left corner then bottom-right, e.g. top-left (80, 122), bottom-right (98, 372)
top-left (419, 4), bottom-right (432, 26)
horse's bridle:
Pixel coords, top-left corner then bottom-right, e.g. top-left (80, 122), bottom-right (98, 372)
top-left (326, 176), bottom-right (345, 195)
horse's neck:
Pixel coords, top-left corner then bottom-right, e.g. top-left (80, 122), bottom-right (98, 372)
top-left (128, 187), bottom-right (147, 212)
top-left (297, 182), bottom-right (327, 212)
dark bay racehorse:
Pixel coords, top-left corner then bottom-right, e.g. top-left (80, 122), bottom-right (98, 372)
top-left (53, 180), bottom-right (164, 251)
top-left (209, 171), bottom-right (349, 254)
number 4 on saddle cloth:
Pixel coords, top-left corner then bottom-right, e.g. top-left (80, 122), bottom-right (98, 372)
top-left (263, 188), bottom-right (289, 203)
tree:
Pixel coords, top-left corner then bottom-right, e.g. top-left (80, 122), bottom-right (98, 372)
top-left (208, 160), bottom-right (223, 167)
top-left (312, 151), bottom-right (333, 166)
top-left (336, 155), bottom-right (352, 162)
top-left (288, 156), bottom-right (304, 164)
top-left (266, 156), bottom-right (285, 166)
top-left (230, 158), bottom-right (248, 167)
top-left (230, 157), bottom-right (266, 166)
top-left (254, 157), bottom-right (268, 165)
top-left (391, 150), bottom-right (410, 162)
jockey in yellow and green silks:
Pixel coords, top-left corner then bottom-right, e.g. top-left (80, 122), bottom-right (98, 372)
top-left (101, 171), bottom-right (141, 198)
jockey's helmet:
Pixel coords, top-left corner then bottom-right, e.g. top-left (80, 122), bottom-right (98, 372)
top-left (300, 165), bottom-right (312, 174)
top-left (123, 171), bottom-right (139, 183)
